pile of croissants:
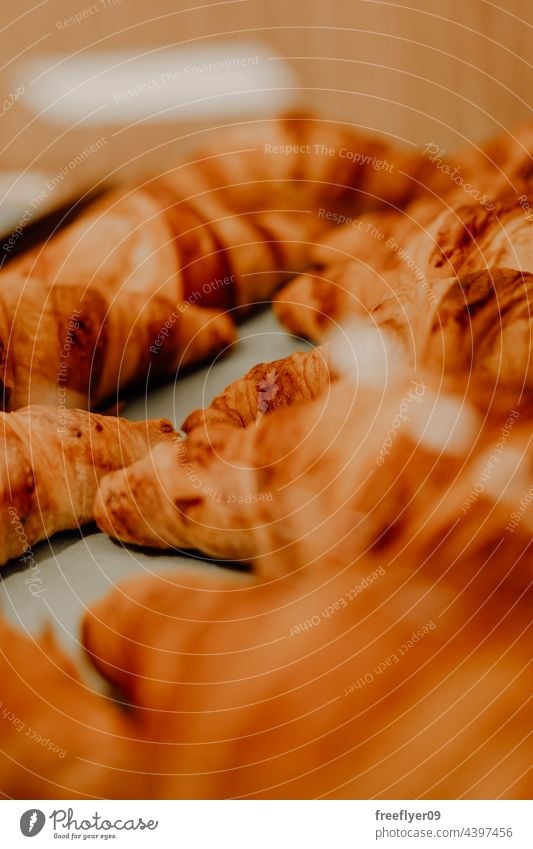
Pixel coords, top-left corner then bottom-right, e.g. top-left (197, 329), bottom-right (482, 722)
top-left (0, 116), bottom-right (531, 799)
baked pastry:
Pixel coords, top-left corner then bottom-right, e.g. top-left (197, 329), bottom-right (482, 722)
top-left (181, 344), bottom-right (333, 434)
top-left (276, 193), bottom-right (533, 349)
top-left (1, 358), bottom-right (529, 797)
top-left (1, 118), bottom-right (531, 804)
top-left (0, 117), bottom-right (442, 412)
top-left (0, 406), bottom-right (173, 566)
top-left (94, 340), bottom-right (532, 575)
top-left (0, 496), bottom-right (529, 798)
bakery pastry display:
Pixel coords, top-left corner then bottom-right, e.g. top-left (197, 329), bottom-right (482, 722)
top-left (275, 195), bottom-right (533, 352)
top-left (275, 120), bottom-right (533, 346)
top-left (0, 115), bottom-right (531, 801)
top-left (94, 349), bottom-right (533, 577)
top-left (0, 117), bottom-right (443, 412)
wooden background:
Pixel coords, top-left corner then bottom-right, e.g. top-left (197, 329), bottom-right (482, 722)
top-left (1, 0), bottom-right (532, 196)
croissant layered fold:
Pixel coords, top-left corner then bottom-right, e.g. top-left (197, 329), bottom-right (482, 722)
top-left (0, 407), bottom-right (174, 566)
top-left (276, 265), bottom-right (533, 388)
top-left (276, 192), bottom-right (533, 353)
top-left (0, 117), bottom-right (457, 412)
top-left (0, 118), bottom-right (532, 801)
top-left (0, 363), bottom-right (530, 798)
top-left (94, 366), bottom-right (533, 583)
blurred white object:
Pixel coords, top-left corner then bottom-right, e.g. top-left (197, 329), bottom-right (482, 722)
top-left (329, 320), bottom-right (408, 388)
top-left (17, 43), bottom-right (298, 125)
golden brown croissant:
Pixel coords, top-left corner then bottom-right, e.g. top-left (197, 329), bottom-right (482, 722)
top-left (81, 552), bottom-right (532, 800)
top-left (182, 344), bottom-right (333, 434)
top-left (1, 358), bottom-right (530, 799)
top-left (188, 265), bottom-right (532, 448)
top-left (276, 258), bottom-right (533, 390)
top-left (0, 537), bottom-right (529, 799)
top-left (0, 406), bottom-right (173, 567)
top-left (0, 117), bottom-right (440, 412)
top-left (276, 188), bottom-right (533, 347)
top-left (305, 117), bottom-right (533, 273)
top-left (0, 192), bottom-right (236, 411)
top-left (94, 351), bottom-right (533, 577)
top-left (1, 120), bottom-right (532, 803)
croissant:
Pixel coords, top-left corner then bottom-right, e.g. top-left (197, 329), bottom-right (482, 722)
top-left (0, 191), bottom-right (235, 411)
top-left (94, 340), bottom-right (533, 576)
top-left (181, 344), bottom-right (333, 434)
top-left (276, 186), bottom-right (533, 347)
top-left (0, 511), bottom-right (529, 798)
top-left (0, 117), bottom-right (442, 412)
top-left (0, 406), bottom-right (173, 567)
top-left (330, 267), bottom-right (533, 388)
top-left (306, 117), bottom-right (533, 272)
top-left (276, 254), bottom-right (533, 389)
top-left (81, 551), bottom-right (532, 800)
top-left (1, 120), bottom-right (531, 802)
